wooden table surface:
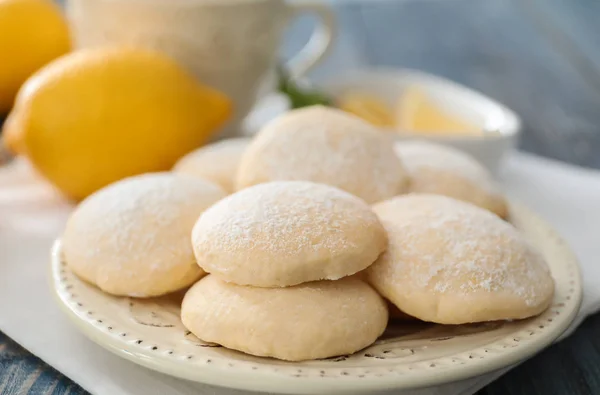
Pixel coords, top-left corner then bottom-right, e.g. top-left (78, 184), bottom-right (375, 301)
top-left (2, 0), bottom-right (600, 394)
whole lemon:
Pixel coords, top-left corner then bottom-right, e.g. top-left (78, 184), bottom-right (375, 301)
top-left (0, 0), bottom-right (70, 113)
top-left (5, 47), bottom-right (232, 200)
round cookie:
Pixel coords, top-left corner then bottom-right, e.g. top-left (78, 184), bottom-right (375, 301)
top-left (192, 181), bottom-right (388, 287)
top-left (236, 105), bottom-right (409, 203)
top-left (173, 138), bottom-right (250, 193)
top-left (366, 194), bottom-right (555, 324)
top-left (181, 275), bottom-right (389, 361)
top-left (394, 141), bottom-right (508, 218)
top-left (63, 173), bottom-right (226, 297)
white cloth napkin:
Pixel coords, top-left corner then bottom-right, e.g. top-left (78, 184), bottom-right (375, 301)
top-left (1, 152), bottom-right (599, 395)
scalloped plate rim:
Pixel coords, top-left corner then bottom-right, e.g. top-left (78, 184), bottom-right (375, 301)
top-left (49, 201), bottom-right (583, 394)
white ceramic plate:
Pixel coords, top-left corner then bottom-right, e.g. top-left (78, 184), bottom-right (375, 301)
top-left (50, 202), bottom-right (582, 394)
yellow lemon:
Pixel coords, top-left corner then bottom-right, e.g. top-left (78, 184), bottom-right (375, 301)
top-left (0, 0), bottom-right (70, 114)
top-left (2, 110), bottom-right (25, 154)
top-left (337, 93), bottom-right (395, 127)
top-left (396, 86), bottom-right (481, 135)
top-left (5, 47), bottom-right (232, 200)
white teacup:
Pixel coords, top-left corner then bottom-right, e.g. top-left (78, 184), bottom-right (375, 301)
top-left (66, 0), bottom-right (335, 138)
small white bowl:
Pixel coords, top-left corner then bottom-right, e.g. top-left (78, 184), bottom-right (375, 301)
top-left (319, 68), bottom-right (521, 175)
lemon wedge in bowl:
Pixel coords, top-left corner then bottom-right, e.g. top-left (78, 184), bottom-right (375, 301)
top-left (337, 93), bottom-right (395, 127)
top-left (396, 86), bottom-right (482, 136)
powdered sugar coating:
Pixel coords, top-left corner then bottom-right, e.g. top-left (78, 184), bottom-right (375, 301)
top-left (192, 181), bottom-right (388, 287)
top-left (367, 194), bottom-right (554, 324)
top-left (63, 173), bottom-right (227, 297)
top-left (237, 106), bottom-right (409, 203)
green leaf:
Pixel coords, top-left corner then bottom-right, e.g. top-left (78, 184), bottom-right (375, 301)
top-left (276, 66), bottom-right (333, 109)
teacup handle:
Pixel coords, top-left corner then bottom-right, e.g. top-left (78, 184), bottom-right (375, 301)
top-left (285, 1), bottom-right (336, 79)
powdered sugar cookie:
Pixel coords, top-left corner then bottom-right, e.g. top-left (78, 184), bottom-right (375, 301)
top-left (366, 194), bottom-right (554, 324)
top-left (394, 141), bottom-right (508, 218)
top-left (237, 106), bottom-right (409, 203)
top-left (173, 138), bottom-right (250, 193)
top-left (181, 275), bottom-right (388, 361)
top-left (192, 181), bottom-right (388, 287)
top-left (63, 173), bottom-right (226, 297)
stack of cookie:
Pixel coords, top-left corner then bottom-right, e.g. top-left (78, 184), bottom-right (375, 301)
top-left (184, 181), bottom-right (390, 360)
top-left (62, 105), bottom-right (555, 362)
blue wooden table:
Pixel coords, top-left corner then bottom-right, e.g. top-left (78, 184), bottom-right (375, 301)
top-left (2, 0), bottom-right (600, 393)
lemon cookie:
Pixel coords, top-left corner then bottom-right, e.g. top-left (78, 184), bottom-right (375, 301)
top-left (237, 106), bottom-right (408, 203)
top-left (181, 275), bottom-right (388, 361)
top-left (366, 194), bottom-right (554, 324)
top-left (192, 181), bottom-right (387, 287)
top-left (394, 141), bottom-right (508, 218)
top-left (63, 173), bottom-right (226, 297)
top-left (173, 138), bottom-right (250, 193)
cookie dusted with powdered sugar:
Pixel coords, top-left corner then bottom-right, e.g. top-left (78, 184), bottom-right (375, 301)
top-left (394, 141), bottom-right (508, 218)
top-left (181, 276), bottom-right (388, 361)
top-left (236, 106), bottom-right (409, 203)
top-left (173, 138), bottom-right (250, 193)
top-left (191, 181), bottom-right (387, 287)
top-left (63, 173), bottom-right (226, 297)
top-left (366, 194), bottom-right (554, 324)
